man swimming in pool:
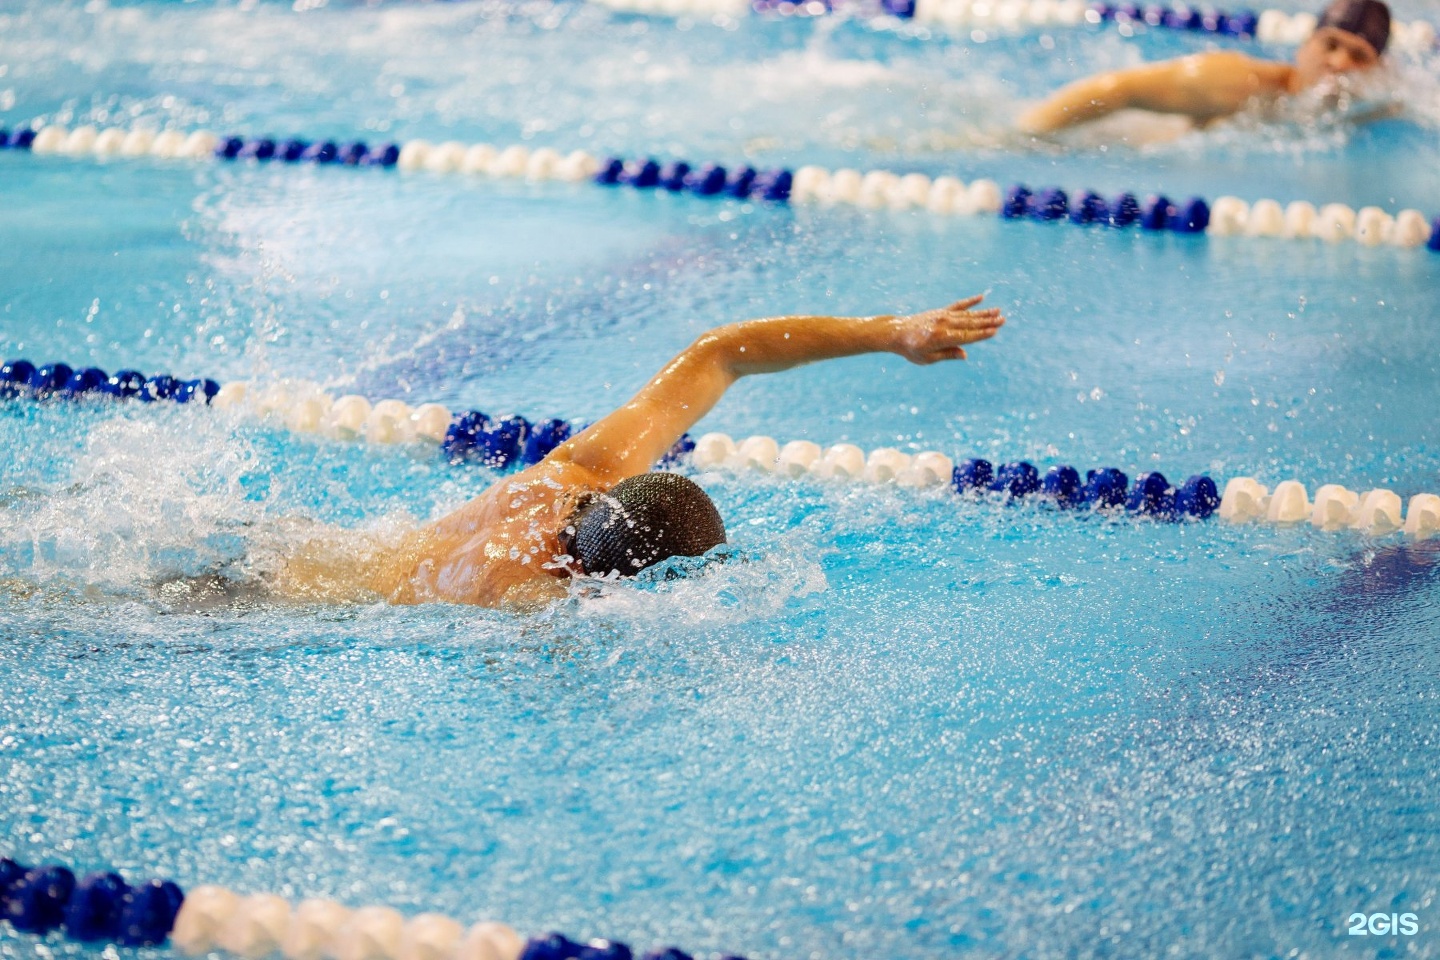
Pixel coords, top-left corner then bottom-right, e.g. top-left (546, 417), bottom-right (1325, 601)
top-left (1016, 0), bottom-right (1392, 134)
top-left (273, 296), bottom-right (1006, 609)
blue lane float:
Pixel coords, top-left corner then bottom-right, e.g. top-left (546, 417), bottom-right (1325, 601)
top-left (1005, 183), bottom-right (1211, 236)
top-left (0, 359), bottom-right (219, 405)
top-left (444, 411), bottom-right (536, 469)
top-left (1042, 464), bottom-right (1082, 506)
top-left (952, 457), bottom-right (994, 493)
top-left (1080, 467), bottom-right (1130, 509)
top-left (206, 135), bottom-right (398, 167)
top-left (0, 859), bottom-right (183, 947)
top-left (596, 155), bottom-right (793, 202)
top-left (1083, 1), bottom-right (1259, 35)
top-left (1126, 470), bottom-right (1177, 517)
top-left (949, 457), bottom-right (1217, 519)
top-left (990, 460), bottom-right (1042, 498)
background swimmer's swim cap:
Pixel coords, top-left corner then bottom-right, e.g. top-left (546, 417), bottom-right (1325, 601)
top-left (568, 472), bottom-right (727, 577)
top-left (1317, 0), bottom-right (1391, 54)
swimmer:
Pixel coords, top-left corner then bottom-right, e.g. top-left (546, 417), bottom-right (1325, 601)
top-left (1016, 0), bottom-right (1392, 134)
top-left (273, 298), bottom-right (1006, 609)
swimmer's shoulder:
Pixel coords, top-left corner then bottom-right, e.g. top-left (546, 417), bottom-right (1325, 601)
top-left (1180, 50), bottom-right (1293, 90)
top-left (398, 459), bottom-right (601, 608)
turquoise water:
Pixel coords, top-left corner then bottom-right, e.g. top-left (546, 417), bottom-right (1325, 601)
top-left (2, 2), bottom-right (1439, 958)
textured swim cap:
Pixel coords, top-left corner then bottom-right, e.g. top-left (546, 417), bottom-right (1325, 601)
top-left (1318, 0), bottom-right (1390, 54)
top-left (568, 472), bottom-right (727, 577)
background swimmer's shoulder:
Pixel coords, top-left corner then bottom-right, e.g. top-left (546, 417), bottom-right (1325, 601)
top-left (1153, 50), bottom-right (1295, 122)
top-left (1187, 49), bottom-right (1294, 92)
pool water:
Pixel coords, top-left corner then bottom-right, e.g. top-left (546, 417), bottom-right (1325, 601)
top-left (1, 1), bottom-right (1438, 958)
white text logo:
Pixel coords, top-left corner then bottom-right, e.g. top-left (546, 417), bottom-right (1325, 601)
top-left (1347, 913), bottom-right (1418, 936)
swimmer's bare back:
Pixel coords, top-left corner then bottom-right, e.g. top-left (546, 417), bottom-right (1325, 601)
top-left (275, 298), bottom-right (1007, 609)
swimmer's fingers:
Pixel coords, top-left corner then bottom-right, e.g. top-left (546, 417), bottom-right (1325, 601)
top-left (943, 307), bottom-right (1004, 326)
top-left (948, 294), bottom-right (987, 312)
top-left (907, 306), bottom-right (1002, 333)
top-left (942, 310), bottom-right (1005, 342)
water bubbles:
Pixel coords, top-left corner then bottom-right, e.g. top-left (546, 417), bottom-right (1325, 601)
top-left (0, 406), bottom-right (261, 592)
top-left (571, 537), bottom-right (828, 628)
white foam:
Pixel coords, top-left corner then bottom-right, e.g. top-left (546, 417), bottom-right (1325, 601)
top-left (0, 411), bottom-right (261, 590)
top-left (572, 534), bottom-right (828, 629)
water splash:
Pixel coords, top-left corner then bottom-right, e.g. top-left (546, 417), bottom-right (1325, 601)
top-left (567, 534), bottom-right (830, 629)
top-left (0, 407), bottom-right (261, 593)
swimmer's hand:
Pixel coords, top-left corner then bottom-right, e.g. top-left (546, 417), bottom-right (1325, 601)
top-left (891, 295), bottom-right (1006, 364)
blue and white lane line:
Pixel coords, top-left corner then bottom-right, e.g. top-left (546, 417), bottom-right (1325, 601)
top-left (0, 856), bottom-right (747, 960)
top-left (8, 358), bottom-right (1440, 535)
top-left (3, 122), bottom-right (1437, 251)
top-left (0, 360), bottom-right (1213, 520)
top-left (498, 0), bottom-right (1440, 54)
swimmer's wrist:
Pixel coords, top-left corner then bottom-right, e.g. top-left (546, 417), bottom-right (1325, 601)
top-left (870, 314), bottom-right (902, 351)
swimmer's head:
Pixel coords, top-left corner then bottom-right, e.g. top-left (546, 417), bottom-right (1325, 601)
top-left (560, 472), bottom-right (727, 578)
top-left (1296, 0), bottom-right (1389, 86)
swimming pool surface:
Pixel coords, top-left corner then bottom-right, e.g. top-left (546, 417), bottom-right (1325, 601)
top-left (2, 1), bottom-right (1438, 957)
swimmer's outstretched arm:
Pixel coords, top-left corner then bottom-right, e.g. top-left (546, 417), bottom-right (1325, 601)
top-left (1017, 52), bottom-right (1293, 133)
top-left (548, 296), bottom-right (1005, 484)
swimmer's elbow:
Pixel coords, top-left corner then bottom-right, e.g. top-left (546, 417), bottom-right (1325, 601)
top-left (1092, 72), bottom-right (1140, 112)
top-left (1024, 73), bottom-right (1135, 132)
top-left (682, 329), bottom-right (747, 381)
top-left (1016, 105), bottom-right (1059, 134)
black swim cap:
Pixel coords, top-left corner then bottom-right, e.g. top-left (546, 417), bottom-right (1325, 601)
top-left (1318, 0), bottom-right (1390, 54)
top-left (566, 472), bottom-right (726, 577)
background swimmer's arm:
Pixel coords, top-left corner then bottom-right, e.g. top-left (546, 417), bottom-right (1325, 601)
top-left (549, 296), bottom-right (1005, 484)
top-left (1017, 53), bottom-right (1291, 132)
top-left (1018, 66), bottom-right (1164, 133)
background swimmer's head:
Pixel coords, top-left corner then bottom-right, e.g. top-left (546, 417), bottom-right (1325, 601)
top-left (1295, 0), bottom-right (1389, 87)
top-left (561, 472), bottom-right (727, 578)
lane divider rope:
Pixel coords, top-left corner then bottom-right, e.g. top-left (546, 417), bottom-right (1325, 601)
top-left (585, 0), bottom-right (1439, 52)
top-left (0, 363), bottom-right (1214, 520)
top-left (3, 122), bottom-right (1437, 254)
top-left (0, 856), bottom-right (747, 960)
top-left (0, 359), bottom-right (1389, 537)
top-left (3, 360), bottom-right (1437, 536)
